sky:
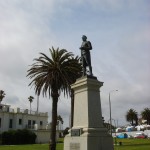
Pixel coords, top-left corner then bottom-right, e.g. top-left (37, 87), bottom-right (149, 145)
top-left (0, 0), bottom-right (150, 128)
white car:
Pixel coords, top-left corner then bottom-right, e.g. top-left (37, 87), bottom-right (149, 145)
top-left (147, 134), bottom-right (150, 139)
top-left (128, 135), bottom-right (134, 139)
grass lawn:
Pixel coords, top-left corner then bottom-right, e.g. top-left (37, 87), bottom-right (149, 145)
top-left (0, 138), bottom-right (64, 150)
top-left (0, 138), bottom-right (150, 150)
top-left (0, 143), bottom-right (63, 150)
top-left (114, 138), bottom-right (150, 150)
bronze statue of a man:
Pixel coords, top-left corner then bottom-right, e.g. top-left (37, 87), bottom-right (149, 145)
top-left (80, 35), bottom-right (93, 76)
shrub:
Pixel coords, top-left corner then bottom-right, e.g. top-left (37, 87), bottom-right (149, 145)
top-left (2, 129), bottom-right (36, 145)
top-left (0, 133), bottom-right (2, 144)
top-left (63, 127), bottom-right (70, 137)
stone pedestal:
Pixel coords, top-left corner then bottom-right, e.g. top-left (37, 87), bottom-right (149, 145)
top-left (64, 76), bottom-right (114, 150)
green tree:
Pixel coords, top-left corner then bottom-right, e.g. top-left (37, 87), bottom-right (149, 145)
top-left (141, 108), bottom-right (150, 125)
top-left (57, 115), bottom-right (64, 137)
top-left (57, 115), bottom-right (63, 126)
top-left (27, 47), bottom-right (81, 150)
top-left (0, 90), bottom-right (6, 104)
top-left (63, 127), bottom-right (70, 137)
top-left (28, 96), bottom-right (34, 114)
top-left (57, 115), bottom-right (63, 130)
top-left (126, 108), bottom-right (138, 126)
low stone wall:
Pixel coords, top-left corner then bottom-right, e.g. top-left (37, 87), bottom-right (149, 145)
top-left (33, 130), bottom-right (59, 144)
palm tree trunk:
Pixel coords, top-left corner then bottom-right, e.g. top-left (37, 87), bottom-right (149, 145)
top-left (147, 118), bottom-right (149, 125)
top-left (30, 102), bottom-right (31, 114)
top-left (135, 118), bottom-right (138, 126)
top-left (71, 89), bottom-right (74, 128)
top-left (50, 92), bottom-right (58, 150)
top-left (131, 119), bottom-right (134, 126)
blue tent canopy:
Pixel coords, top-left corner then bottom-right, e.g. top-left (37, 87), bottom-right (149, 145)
top-left (117, 133), bottom-right (128, 139)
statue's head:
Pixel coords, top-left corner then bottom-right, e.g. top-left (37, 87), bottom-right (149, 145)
top-left (82, 35), bottom-right (87, 41)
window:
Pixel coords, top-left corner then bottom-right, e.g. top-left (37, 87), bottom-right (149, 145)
top-left (9, 119), bottom-right (13, 128)
top-left (0, 118), bottom-right (1, 128)
top-left (28, 120), bottom-right (31, 125)
top-left (28, 120), bottom-right (31, 128)
top-left (19, 119), bottom-right (22, 125)
top-left (32, 120), bottom-right (36, 125)
top-left (40, 121), bottom-right (43, 126)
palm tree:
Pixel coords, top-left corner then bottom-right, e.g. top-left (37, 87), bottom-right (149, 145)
top-left (28, 96), bottom-right (34, 114)
top-left (27, 47), bottom-right (81, 150)
top-left (0, 90), bottom-right (6, 104)
top-left (57, 115), bottom-right (64, 130)
top-left (126, 108), bottom-right (138, 126)
top-left (141, 108), bottom-right (150, 125)
top-left (57, 115), bottom-right (64, 138)
top-left (57, 115), bottom-right (63, 125)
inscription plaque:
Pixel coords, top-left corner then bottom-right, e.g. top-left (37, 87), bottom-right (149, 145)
top-left (71, 129), bottom-right (81, 136)
top-left (70, 143), bottom-right (80, 150)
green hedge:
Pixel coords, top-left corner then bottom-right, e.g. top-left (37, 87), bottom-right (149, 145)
top-left (0, 133), bottom-right (2, 144)
top-left (2, 129), bottom-right (37, 145)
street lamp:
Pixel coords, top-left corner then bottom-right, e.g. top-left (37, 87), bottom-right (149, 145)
top-left (109, 90), bottom-right (118, 136)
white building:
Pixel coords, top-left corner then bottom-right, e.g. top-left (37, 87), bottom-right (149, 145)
top-left (0, 103), bottom-right (54, 143)
top-left (0, 104), bottom-right (48, 132)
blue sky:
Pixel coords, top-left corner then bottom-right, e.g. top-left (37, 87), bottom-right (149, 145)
top-left (0, 0), bottom-right (150, 128)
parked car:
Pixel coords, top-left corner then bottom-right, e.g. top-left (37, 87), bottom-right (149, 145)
top-left (147, 134), bottom-right (150, 139)
top-left (134, 133), bottom-right (147, 139)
